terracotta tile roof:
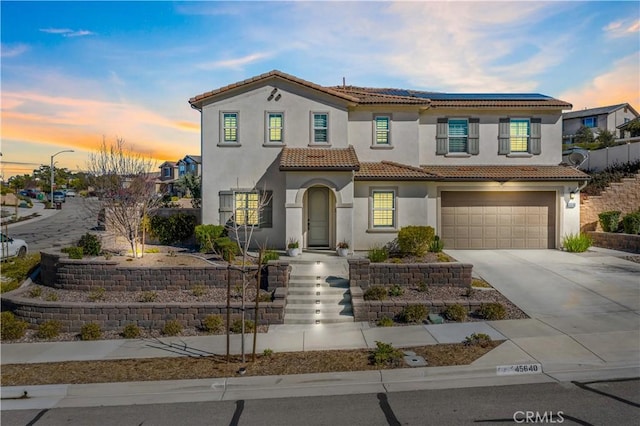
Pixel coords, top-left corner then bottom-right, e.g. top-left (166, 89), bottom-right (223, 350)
top-left (189, 70), bottom-right (359, 107)
top-left (421, 165), bottom-right (590, 181)
top-left (329, 87), bottom-right (431, 105)
top-left (279, 146), bottom-right (360, 171)
top-left (356, 161), bottom-right (440, 180)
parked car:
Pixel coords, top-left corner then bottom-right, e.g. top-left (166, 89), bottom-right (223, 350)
top-left (1, 232), bottom-right (28, 260)
top-left (19, 190), bottom-right (29, 197)
top-left (25, 189), bottom-right (39, 198)
top-left (65, 190), bottom-right (76, 197)
top-left (52, 191), bottom-right (66, 203)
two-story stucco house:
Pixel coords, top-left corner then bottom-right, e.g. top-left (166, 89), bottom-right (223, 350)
top-left (189, 70), bottom-right (589, 251)
top-left (177, 155), bottom-right (202, 178)
top-left (562, 103), bottom-right (639, 144)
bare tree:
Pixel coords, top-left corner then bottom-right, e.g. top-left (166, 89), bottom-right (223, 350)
top-left (226, 187), bottom-right (272, 363)
top-left (86, 137), bottom-right (160, 257)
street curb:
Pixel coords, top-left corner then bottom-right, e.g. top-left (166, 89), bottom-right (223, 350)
top-left (2, 363), bottom-right (637, 411)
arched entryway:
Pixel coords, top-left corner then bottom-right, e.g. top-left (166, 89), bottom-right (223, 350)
top-left (304, 186), bottom-right (336, 248)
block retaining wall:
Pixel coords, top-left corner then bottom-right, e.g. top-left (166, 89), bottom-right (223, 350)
top-left (1, 296), bottom-right (284, 332)
top-left (350, 287), bottom-right (489, 322)
top-left (586, 232), bottom-right (640, 254)
top-left (40, 252), bottom-right (290, 292)
top-left (348, 259), bottom-right (472, 289)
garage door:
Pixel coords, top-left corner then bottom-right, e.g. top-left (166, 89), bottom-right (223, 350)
top-left (441, 191), bottom-right (556, 249)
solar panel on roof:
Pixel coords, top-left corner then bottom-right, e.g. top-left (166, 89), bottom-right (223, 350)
top-left (417, 93), bottom-right (553, 100)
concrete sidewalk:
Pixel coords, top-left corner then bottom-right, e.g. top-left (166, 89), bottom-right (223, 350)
top-left (2, 201), bottom-right (60, 230)
top-left (2, 248), bottom-right (639, 410)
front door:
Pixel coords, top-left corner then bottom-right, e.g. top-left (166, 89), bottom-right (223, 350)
top-left (307, 187), bottom-right (329, 247)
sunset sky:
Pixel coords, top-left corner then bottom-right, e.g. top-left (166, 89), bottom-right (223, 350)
top-left (1, 1), bottom-right (639, 179)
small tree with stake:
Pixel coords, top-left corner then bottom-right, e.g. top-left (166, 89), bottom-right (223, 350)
top-left (225, 186), bottom-right (272, 363)
top-left (85, 137), bottom-right (161, 258)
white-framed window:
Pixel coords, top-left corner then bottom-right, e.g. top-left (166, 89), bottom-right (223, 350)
top-left (228, 191), bottom-right (273, 228)
top-left (510, 119), bottom-right (530, 152)
top-left (266, 112), bottom-right (284, 143)
top-left (311, 112), bottom-right (329, 143)
top-left (222, 112), bottom-right (239, 143)
top-left (374, 115), bottom-right (390, 145)
top-left (582, 117), bottom-right (597, 128)
top-left (234, 192), bottom-right (259, 226)
top-left (448, 119), bottom-right (468, 152)
top-left (371, 190), bottom-right (396, 228)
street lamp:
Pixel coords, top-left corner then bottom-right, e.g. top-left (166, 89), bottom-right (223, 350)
top-left (50, 150), bottom-right (74, 204)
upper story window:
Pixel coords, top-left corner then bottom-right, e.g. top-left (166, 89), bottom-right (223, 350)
top-left (436, 118), bottom-right (479, 156)
top-left (498, 117), bottom-right (541, 156)
top-left (163, 167), bottom-right (172, 178)
top-left (509, 119), bottom-right (530, 152)
top-left (448, 119), bottom-right (468, 152)
top-left (266, 112), bottom-right (284, 143)
top-left (371, 190), bottom-right (396, 228)
top-left (189, 163), bottom-right (197, 173)
top-left (582, 117), bottom-right (597, 128)
top-left (178, 164), bottom-right (186, 176)
top-left (222, 112), bottom-right (239, 143)
top-left (374, 115), bottom-right (391, 145)
top-left (312, 113), bottom-right (329, 143)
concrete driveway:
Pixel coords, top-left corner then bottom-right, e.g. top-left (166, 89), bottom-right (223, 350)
top-left (447, 248), bottom-right (640, 318)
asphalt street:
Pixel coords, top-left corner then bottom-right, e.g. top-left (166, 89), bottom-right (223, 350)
top-left (2, 379), bottom-right (638, 426)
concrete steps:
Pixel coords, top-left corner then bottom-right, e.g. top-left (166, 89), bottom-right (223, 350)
top-left (283, 259), bottom-right (354, 325)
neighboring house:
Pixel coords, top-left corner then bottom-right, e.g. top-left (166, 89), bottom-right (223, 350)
top-left (157, 161), bottom-right (179, 195)
top-left (177, 155), bottom-right (202, 178)
top-left (562, 103), bottom-right (639, 144)
top-left (189, 70), bottom-right (589, 250)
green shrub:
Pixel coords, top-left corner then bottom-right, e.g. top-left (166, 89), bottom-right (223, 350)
top-left (138, 291), bottom-right (158, 303)
top-left (215, 237), bottom-right (240, 262)
top-left (88, 287), bottom-right (106, 302)
top-left (478, 302), bottom-right (506, 320)
top-left (78, 233), bottom-right (102, 256)
top-left (257, 291), bottom-right (273, 302)
top-left (0, 253), bottom-right (41, 293)
top-left (28, 286), bottom-right (42, 298)
top-left (388, 285), bottom-right (404, 297)
top-left (162, 320), bottom-right (183, 336)
top-left (562, 233), bottom-right (592, 253)
top-left (80, 323), bottom-right (102, 340)
top-left (202, 314), bottom-right (224, 333)
top-left (230, 319), bottom-right (255, 333)
top-left (598, 210), bottom-right (621, 232)
top-left (399, 304), bottom-right (428, 323)
top-left (194, 224), bottom-right (226, 253)
top-left (417, 282), bottom-right (429, 293)
top-left (370, 341), bottom-right (403, 367)
top-left (377, 316), bottom-right (394, 327)
top-left (443, 304), bottom-right (467, 322)
top-left (122, 324), bottom-right (141, 339)
top-left (364, 286), bottom-right (387, 301)
top-left (428, 235), bottom-right (444, 253)
top-left (397, 226), bottom-right (435, 256)
top-left (367, 246), bottom-right (389, 263)
top-left (150, 213), bottom-right (197, 245)
top-left (192, 284), bottom-right (207, 298)
top-left (66, 246), bottom-right (84, 259)
top-left (436, 252), bottom-right (452, 262)
top-left (583, 160), bottom-right (640, 197)
top-left (622, 211), bottom-right (640, 234)
top-left (37, 320), bottom-right (62, 339)
top-left (464, 333), bottom-right (492, 347)
top-left (1, 311), bottom-right (28, 340)
top-left (261, 250), bottom-right (280, 263)
top-left (45, 292), bottom-right (59, 302)
top-left (262, 348), bottom-right (274, 357)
